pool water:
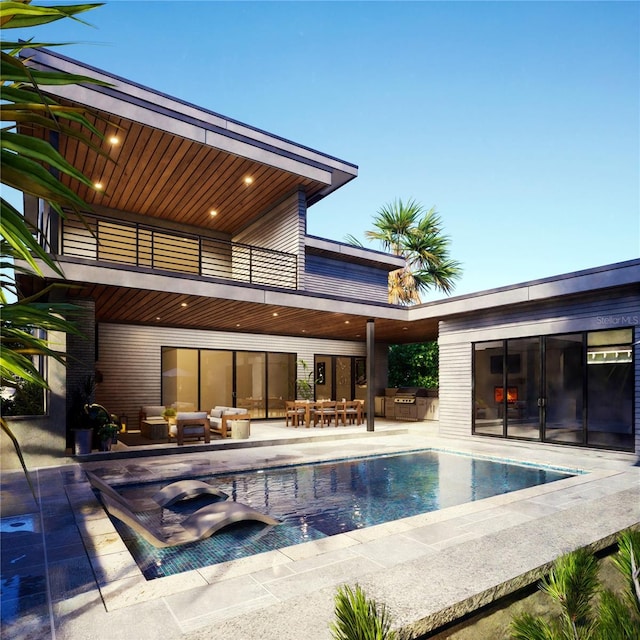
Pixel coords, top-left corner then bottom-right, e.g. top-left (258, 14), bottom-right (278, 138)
top-left (111, 450), bottom-right (574, 579)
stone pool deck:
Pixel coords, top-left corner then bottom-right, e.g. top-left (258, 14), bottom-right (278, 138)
top-left (1, 421), bottom-right (639, 639)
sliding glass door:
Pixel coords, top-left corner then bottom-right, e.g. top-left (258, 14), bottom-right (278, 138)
top-left (505, 338), bottom-right (541, 440)
top-left (544, 334), bottom-right (583, 444)
top-left (586, 329), bottom-right (633, 449)
top-left (161, 347), bottom-right (295, 419)
top-left (473, 328), bottom-right (634, 451)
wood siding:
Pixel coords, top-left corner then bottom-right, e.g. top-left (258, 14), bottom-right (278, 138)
top-left (438, 287), bottom-right (640, 453)
top-left (233, 191), bottom-right (304, 255)
top-left (233, 190), bottom-right (305, 289)
top-left (95, 322), bottom-right (366, 430)
top-left (304, 255), bottom-right (390, 302)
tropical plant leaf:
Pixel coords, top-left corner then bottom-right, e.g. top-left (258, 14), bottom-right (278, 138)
top-left (0, 198), bottom-right (63, 276)
top-left (0, 418), bottom-right (38, 504)
top-left (3, 130), bottom-right (98, 186)
top-left (0, 2), bottom-right (103, 30)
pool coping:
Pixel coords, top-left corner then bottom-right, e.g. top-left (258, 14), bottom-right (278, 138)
top-left (62, 433), bottom-right (639, 638)
top-left (4, 426), bottom-right (638, 639)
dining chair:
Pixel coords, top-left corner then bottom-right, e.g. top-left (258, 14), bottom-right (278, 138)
top-left (313, 400), bottom-right (337, 427)
top-left (285, 401), bottom-right (305, 427)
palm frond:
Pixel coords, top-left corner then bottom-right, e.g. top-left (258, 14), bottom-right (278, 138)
top-left (0, 2), bottom-right (103, 30)
top-left (0, 418), bottom-right (37, 504)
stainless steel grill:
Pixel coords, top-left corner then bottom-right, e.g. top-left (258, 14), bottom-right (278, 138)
top-left (385, 388), bottom-right (431, 420)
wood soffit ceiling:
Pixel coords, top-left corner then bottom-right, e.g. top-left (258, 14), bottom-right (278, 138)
top-left (40, 106), bottom-right (329, 235)
top-left (56, 282), bottom-right (439, 344)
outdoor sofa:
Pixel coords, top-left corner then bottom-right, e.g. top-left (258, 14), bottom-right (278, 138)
top-left (209, 406), bottom-right (251, 438)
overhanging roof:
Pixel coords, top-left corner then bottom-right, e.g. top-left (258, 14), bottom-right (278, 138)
top-left (23, 48), bottom-right (358, 236)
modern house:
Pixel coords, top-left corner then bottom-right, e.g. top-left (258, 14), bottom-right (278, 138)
top-left (7, 48), bottom-right (639, 468)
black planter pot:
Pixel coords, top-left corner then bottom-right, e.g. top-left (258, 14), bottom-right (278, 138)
top-left (73, 428), bottom-right (93, 455)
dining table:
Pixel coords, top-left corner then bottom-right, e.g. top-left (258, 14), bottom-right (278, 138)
top-left (292, 400), bottom-right (363, 428)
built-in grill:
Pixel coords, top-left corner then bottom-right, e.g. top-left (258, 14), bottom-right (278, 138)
top-left (384, 387), bottom-right (438, 420)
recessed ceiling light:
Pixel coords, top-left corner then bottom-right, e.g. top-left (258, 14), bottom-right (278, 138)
top-left (272, 312), bottom-right (278, 317)
top-left (236, 323), bottom-right (241, 327)
top-left (210, 209), bottom-right (218, 217)
top-left (181, 302), bottom-right (187, 307)
top-left (156, 316), bottom-right (161, 320)
top-left (244, 176), bottom-right (254, 185)
top-left (108, 136), bottom-right (119, 145)
top-left (402, 327), bottom-right (408, 331)
top-left (94, 182), bottom-right (103, 190)
top-left (345, 320), bottom-right (350, 324)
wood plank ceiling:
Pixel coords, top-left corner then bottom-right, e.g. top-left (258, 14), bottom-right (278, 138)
top-left (55, 282), bottom-right (439, 344)
top-left (26, 96), bottom-right (440, 344)
top-left (39, 106), bottom-right (328, 235)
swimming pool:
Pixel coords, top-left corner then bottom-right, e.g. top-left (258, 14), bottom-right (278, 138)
top-left (110, 449), bottom-right (575, 579)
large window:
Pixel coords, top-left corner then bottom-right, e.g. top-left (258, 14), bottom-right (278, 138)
top-left (161, 348), bottom-right (295, 419)
top-left (473, 329), bottom-right (634, 451)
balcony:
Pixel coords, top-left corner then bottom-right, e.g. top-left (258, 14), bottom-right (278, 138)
top-left (60, 213), bottom-right (298, 290)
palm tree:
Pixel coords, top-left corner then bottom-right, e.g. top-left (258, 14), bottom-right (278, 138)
top-left (1, 0), bottom-right (109, 490)
top-left (362, 198), bottom-right (461, 305)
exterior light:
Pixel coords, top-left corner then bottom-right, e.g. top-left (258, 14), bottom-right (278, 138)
top-left (94, 182), bottom-right (103, 190)
top-left (109, 136), bottom-right (119, 145)
top-left (244, 176), bottom-right (254, 185)
top-left (210, 210), bottom-right (217, 217)
top-left (181, 303), bottom-right (187, 307)
top-left (272, 312), bottom-right (278, 317)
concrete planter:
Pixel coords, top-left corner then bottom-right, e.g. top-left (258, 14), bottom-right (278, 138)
top-left (230, 419), bottom-right (250, 439)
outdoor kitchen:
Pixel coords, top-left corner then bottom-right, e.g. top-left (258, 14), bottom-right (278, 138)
top-left (378, 388), bottom-right (439, 421)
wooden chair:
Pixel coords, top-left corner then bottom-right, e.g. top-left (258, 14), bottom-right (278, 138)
top-left (313, 400), bottom-right (337, 428)
top-left (170, 412), bottom-right (210, 446)
top-left (285, 401), bottom-right (305, 427)
top-left (344, 400), bottom-right (363, 425)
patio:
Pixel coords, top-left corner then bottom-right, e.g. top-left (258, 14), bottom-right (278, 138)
top-left (1, 421), bottom-right (638, 640)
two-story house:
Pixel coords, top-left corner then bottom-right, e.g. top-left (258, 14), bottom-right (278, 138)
top-left (9, 48), bottom-right (638, 466)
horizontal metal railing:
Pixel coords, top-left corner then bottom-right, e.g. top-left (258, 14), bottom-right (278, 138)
top-left (60, 213), bottom-right (298, 289)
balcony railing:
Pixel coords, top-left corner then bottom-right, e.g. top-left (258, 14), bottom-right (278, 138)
top-left (60, 214), bottom-right (298, 289)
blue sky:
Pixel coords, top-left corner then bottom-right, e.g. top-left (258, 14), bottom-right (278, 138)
top-left (14, 1), bottom-right (640, 299)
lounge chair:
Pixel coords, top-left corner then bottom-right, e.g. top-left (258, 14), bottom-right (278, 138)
top-left (99, 491), bottom-right (280, 548)
top-left (85, 470), bottom-right (228, 511)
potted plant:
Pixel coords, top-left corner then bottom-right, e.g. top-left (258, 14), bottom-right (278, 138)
top-left (296, 359), bottom-right (315, 401)
top-left (83, 403), bottom-right (120, 453)
top-left (96, 422), bottom-right (119, 451)
top-left (163, 407), bottom-right (177, 426)
top-left (68, 376), bottom-right (96, 455)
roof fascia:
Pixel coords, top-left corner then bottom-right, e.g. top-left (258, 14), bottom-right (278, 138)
top-left (305, 235), bottom-right (405, 271)
top-left (407, 259), bottom-right (640, 321)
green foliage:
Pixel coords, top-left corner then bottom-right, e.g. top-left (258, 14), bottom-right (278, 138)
top-left (510, 531), bottom-right (640, 640)
top-left (331, 584), bottom-right (396, 640)
top-left (1, 377), bottom-right (44, 415)
top-left (388, 342), bottom-right (438, 389)
top-left (84, 403), bottom-right (119, 440)
top-left (357, 198), bottom-right (462, 305)
top-left (296, 358), bottom-right (315, 400)
top-left (1, 0), bottom-right (107, 491)
top-left (163, 407), bottom-right (177, 419)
